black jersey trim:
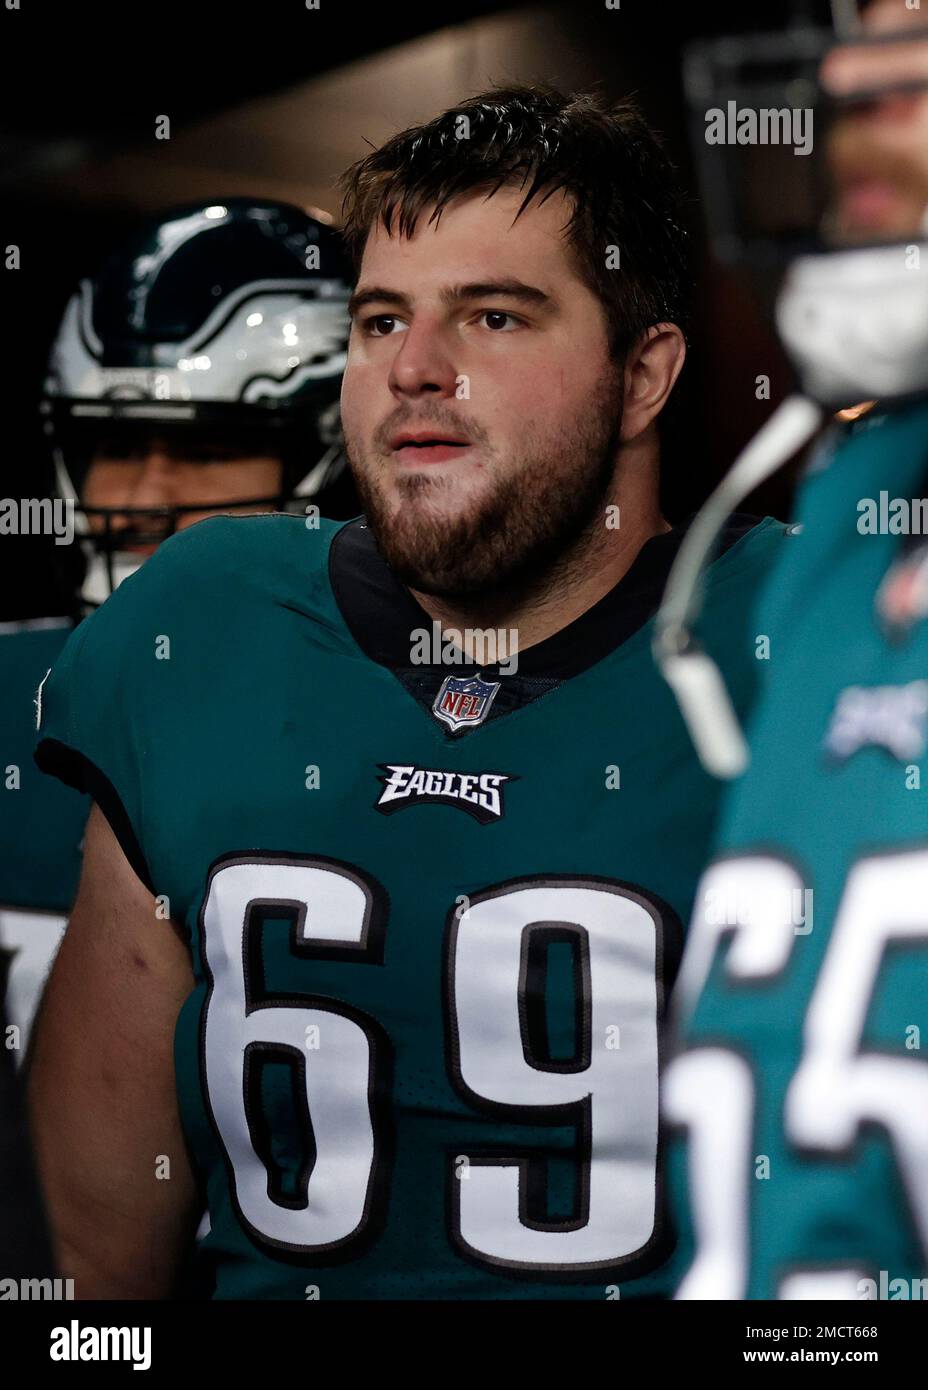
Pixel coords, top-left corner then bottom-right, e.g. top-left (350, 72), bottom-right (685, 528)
top-left (33, 737), bottom-right (155, 894)
top-left (329, 514), bottom-right (765, 681)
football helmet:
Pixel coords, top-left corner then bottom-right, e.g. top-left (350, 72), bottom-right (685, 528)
top-left (41, 198), bottom-right (354, 606)
top-left (656, 0), bottom-right (928, 776)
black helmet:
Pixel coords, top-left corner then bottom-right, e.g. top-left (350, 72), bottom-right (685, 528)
top-left (41, 197), bottom-right (354, 604)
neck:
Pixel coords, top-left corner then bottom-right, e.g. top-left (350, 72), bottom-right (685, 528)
top-left (408, 446), bottom-right (668, 659)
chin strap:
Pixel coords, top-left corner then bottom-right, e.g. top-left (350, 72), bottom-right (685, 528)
top-left (653, 395), bottom-right (825, 778)
top-left (80, 549), bottom-right (144, 610)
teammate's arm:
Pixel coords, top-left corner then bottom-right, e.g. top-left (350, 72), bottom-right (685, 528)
top-left (26, 802), bottom-right (200, 1298)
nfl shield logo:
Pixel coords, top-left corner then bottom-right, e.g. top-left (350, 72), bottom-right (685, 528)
top-left (432, 673), bottom-right (501, 732)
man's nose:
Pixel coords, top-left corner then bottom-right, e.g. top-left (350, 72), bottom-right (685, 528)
top-left (106, 445), bottom-right (177, 537)
top-left (126, 446), bottom-right (177, 507)
top-left (388, 320), bottom-right (461, 400)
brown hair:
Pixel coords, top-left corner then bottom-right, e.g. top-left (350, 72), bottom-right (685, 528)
top-left (339, 82), bottom-right (691, 359)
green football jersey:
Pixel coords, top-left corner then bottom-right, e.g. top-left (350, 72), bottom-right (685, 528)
top-left (0, 620), bottom-right (86, 911)
top-left (34, 510), bottom-right (783, 1299)
top-left (667, 399), bottom-right (928, 1301)
top-left (0, 620), bottom-right (87, 1055)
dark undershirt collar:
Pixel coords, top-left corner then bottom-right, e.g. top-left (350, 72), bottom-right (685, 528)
top-left (329, 514), bottom-right (760, 680)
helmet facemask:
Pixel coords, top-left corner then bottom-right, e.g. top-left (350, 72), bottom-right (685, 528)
top-left (655, 2), bottom-right (928, 777)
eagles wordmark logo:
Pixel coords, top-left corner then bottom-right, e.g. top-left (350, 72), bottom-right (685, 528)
top-left (375, 764), bottom-right (514, 823)
top-left (824, 679), bottom-right (928, 762)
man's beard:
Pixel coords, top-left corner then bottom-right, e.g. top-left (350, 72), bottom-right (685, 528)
top-left (346, 364), bottom-right (625, 600)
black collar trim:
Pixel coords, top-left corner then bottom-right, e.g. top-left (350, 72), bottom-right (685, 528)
top-left (329, 514), bottom-right (761, 680)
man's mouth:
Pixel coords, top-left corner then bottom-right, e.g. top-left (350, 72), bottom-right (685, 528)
top-left (390, 430), bottom-right (473, 465)
top-left (836, 177), bottom-right (905, 233)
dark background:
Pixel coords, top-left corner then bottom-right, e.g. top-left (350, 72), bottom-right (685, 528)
top-left (1, 0), bottom-right (828, 618)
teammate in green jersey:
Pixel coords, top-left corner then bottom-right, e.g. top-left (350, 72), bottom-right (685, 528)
top-left (660, 0), bottom-right (928, 1299)
top-left (29, 85), bottom-right (786, 1299)
top-left (0, 200), bottom-right (354, 1059)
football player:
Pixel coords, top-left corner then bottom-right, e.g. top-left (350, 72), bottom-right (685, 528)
top-left (660, 1), bottom-right (928, 1298)
top-left (0, 198), bottom-right (352, 1058)
top-left (28, 86), bottom-right (786, 1299)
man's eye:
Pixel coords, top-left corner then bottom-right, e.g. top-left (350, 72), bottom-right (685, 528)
top-left (479, 311), bottom-right (521, 331)
top-left (362, 315), bottom-right (405, 337)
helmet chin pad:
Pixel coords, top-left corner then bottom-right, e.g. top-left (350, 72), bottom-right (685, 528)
top-left (777, 241), bottom-right (928, 406)
top-left (80, 547), bottom-right (144, 610)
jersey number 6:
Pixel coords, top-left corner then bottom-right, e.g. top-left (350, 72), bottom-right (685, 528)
top-left (199, 855), bottom-right (672, 1273)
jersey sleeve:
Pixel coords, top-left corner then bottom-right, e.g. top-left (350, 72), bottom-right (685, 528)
top-left (32, 588), bottom-right (155, 891)
top-left (31, 518), bottom-right (232, 893)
